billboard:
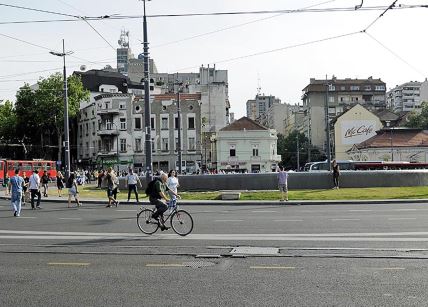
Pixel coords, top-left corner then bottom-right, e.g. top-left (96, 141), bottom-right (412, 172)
top-left (341, 120), bottom-right (377, 145)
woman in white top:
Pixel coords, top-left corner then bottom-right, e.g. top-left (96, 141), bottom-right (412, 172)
top-left (67, 173), bottom-right (82, 208)
top-left (166, 170), bottom-right (180, 208)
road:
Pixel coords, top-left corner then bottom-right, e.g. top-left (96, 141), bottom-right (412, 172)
top-left (1, 199), bottom-right (428, 306)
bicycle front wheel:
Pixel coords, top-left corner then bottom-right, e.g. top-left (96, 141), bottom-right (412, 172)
top-left (170, 210), bottom-right (193, 236)
top-left (137, 208), bottom-right (159, 235)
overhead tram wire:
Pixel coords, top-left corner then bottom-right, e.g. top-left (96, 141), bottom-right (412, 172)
top-left (152, 0), bottom-right (338, 49)
top-left (0, 2), bottom-right (80, 18)
top-left (171, 30), bottom-right (363, 73)
top-left (0, 4), bottom-right (424, 26)
top-left (364, 32), bottom-right (425, 77)
top-left (362, 0), bottom-right (398, 32)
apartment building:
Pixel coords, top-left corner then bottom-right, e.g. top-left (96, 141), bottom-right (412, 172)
top-left (386, 79), bottom-right (428, 113)
top-left (301, 76), bottom-right (386, 152)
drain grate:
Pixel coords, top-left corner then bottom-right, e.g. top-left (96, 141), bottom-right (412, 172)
top-left (182, 261), bottom-right (216, 268)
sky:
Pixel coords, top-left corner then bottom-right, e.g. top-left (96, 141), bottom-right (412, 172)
top-left (0, 0), bottom-right (427, 118)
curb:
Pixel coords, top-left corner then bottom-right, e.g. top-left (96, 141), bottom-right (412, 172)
top-left (1, 196), bottom-right (428, 206)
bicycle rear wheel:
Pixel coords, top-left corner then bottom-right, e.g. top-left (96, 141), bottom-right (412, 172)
top-left (170, 210), bottom-right (193, 236)
top-left (137, 208), bottom-right (159, 234)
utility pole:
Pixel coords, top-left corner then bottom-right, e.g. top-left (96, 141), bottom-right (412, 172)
top-left (325, 76), bottom-right (332, 171)
top-left (49, 39), bottom-right (73, 180)
top-left (141, 0), bottom-right (152, 181)
top-left (296, 134), bottom-right (300, 172)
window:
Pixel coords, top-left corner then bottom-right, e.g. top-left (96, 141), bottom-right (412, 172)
top-left (119, 103), bottom-right (125, 110)
top-left (350, 85), bottom-right (360, 91)
top-left (230, 145), bottom-right (236, 157)
top-left (175, 137), bottom-right (179, 151)
top-left (151, 138), bottom-right (155, 152)
top-left (175, 117), bottom-right (179, 130)
top-left (161, 138), bottom-right (169, 151)
top-left (92, 122), bottom-right (95, 134)
top-left (328, 85), bottom-right (335, 91)
top-left (161, 117), bottom-right (168, 130)
top-left (92, 141), bottom-right (96, 156)
top-left (85, 142), bottom-right (89, 156)
top-left (120, 139), bottom-right (127, 152)
top-left (188, 117), bottom-right (195, 129)
top-left (98, 140), bottom-right (102, 151)
top-left (151, 117), bottom-right (155, 130)
top-left (340, 86), bottom-right (346, 91)
top-left (135, 138), bottom-right (142, 152)
top-left (79, 124), bottom-right (83, 137)
top-left (328, 96), bottom-right (334, 103)
top-left (188, 137), bottom-right (195, 151)
top-left (120, 118), bottom-right (126, 130)
top-left (252, 145), bottom-right (259, 157)
top-left (135, 117), bottom-right (141, 130)
top-left (375, 85), bottom-right (385, 91)
top-left (364, 85), bottom-right (372, 91)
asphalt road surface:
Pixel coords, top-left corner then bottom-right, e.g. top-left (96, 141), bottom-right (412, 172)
top-left (1, 199), bottom-right (428, 306)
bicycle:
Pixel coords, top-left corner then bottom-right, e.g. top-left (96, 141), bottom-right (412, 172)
top-left (137, 201), bottom-right (194, 236)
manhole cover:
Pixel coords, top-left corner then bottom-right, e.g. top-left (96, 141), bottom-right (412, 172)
top-left (231, 247), bottom-right (279, 255)
top-left (182, 261), bottom-right (216, 268)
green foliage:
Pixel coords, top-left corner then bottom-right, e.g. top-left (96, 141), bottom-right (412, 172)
top-left (406, 101), bottom-right (428, 128)
top-left (11, 73), bottom-right (89, 159)
top-left (0, 100), bottom-right (17, 141)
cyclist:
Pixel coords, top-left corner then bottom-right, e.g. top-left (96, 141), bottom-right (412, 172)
top-left (150, 172), bottom-right (179, 231)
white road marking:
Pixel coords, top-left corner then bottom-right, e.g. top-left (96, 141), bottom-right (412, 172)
top-left (59, 218), bottom-right (82, 220)
top-left (331, 219), bottom-right (360, 221)
top-left (214, 220), bottom-right (244, 222)
top-left (393, 209), bottom-right (418, 211)
top-left (252, 211), bottom-right (277, 213)
top-left (274, 219), bottom-right (304, 222)
top-left (17, 217), bottom-right (36, 219)
top-left (348, 210), bottom-right (373, 212)
top-left (388, 218), bottom-right (417, 221)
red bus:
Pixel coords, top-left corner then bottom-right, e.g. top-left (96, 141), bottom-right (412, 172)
top-left (354, 161), bottom-right (428, 170)
top-left (0, 159), bottom-right (57, 183)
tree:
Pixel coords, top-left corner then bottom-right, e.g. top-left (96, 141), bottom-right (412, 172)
top-left (277, 131), bottom-right (325, 170)
top-left (14, 73), bottom-right (89, 160)
top-left (0, 100), bottom-right (18, 158)
top-left (406, 101), bottom-right (428, 128)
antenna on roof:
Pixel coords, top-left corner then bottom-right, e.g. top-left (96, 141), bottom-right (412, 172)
top-left (257, 73), bottom-right (261, 95)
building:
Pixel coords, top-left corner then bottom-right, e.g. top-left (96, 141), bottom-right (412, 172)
top-left (347, 128), bottom-right (428, 162)
top-left (386, 79), bottom-right (428, 113)
top-left (246, 94), bottom-right (281, 120)
top-left (128, 54), bottom-right (158, 83)
top-left (216, 117), bottom-right (281, 173)
top-left (151, 66), bottom-right (230, 133)
top-left (301, 76), bottom-right (386, 153)
top-left (116, 30), bottom-right (133, 76)
top-left (257, 102), bottom-right (288, 135)
top-left (332, 104), bottom-right (383, 160)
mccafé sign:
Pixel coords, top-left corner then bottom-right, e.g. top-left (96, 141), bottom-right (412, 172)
top-left (344, 125), bottom-right (374, 138)
top-left (341, 120), bottom-right (377, 145)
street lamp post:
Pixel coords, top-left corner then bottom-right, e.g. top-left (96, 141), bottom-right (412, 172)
top-left (50, 39), bottom-right (73, 180)
top-left (390, 127), bottom-right (394, 161)
top-left (176, 89), bottom-right (182, 174)
top-left (141, 0), bottom-right (152, 182)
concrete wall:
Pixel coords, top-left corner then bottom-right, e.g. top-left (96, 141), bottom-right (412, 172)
top-left (121, 170), bottom-right (428, 191)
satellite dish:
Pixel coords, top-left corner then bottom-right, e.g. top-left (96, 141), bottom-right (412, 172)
top-left (80, 65), bottom-right (87, 71)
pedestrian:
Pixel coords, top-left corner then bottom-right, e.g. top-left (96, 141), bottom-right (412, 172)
top-left (41, 170), bottom-right (49, 197)
top-left (3, 173), bottom-right (10, 195)
top-left (105, 167), bottom-right (119, 208)
top-left (8, 169), bottom-right (24, 217)
top-left (332, 160), bottom-right (340, 189)
top-left (56, 171), bottom-right (65, 197)
top-left (22, 172), bottom-right (30, 206)
top-left (277, 166), bottom-right (288, 201)
top-left (67, 173), bottom-right (82, 208)
top-left (28, 170), bottom-right (42, 209)
top-left (166, 169), bottom-right (180, 208)
top-left (85, 170), bottom-right (91, 184)
top-left (97, 170), bottom-right (104, 188)
top-left (126, 168), bottom-right (141, 203)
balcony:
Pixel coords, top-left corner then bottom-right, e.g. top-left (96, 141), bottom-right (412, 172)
top-left (97, 125), bottom-right (119, 136)
top-left (97, 108), bottom-right (120, 116)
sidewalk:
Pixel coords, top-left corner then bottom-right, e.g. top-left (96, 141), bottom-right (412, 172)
top-left (1, 190), bottom-right (428, 206)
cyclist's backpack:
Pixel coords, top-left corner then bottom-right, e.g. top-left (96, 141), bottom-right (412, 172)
top-left (145, 178), bottom-right (161, 198)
